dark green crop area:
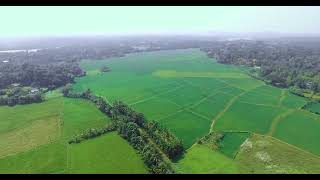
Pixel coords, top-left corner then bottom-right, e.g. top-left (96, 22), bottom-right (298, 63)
top-left (304, 102), bottom-right (320, 114)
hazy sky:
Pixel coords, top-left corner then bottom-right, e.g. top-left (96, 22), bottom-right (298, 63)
top-left (0, 6), bottom-right (320, 37)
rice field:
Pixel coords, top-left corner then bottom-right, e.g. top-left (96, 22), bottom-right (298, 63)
top-left (1, 48), bottom-right (320, 173)
top-left (69, 132), bottom-right (148, 174)
top-left (175, 144), bottom-right (239, 174)
top-left (72, 48), bottom-right (320, 158)
top-left (0, 93), bottom-right (147, 174)
top-left (272, 110), bottom-right (320, 156)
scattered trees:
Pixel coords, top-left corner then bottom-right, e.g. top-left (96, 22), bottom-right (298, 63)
top-left (197, 132), bottom-right (225, 151)
top-left (0, 86), bottom-right (44, 106)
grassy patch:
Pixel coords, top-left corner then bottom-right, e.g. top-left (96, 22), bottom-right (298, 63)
top-left (62, 98), bottom-right (111, 139)
top-left (0, 97), bottom-right (63, 134)
top-left (219, 132), bottom-right (251, 158)
top-left (69, 132), bottom-right (148, 174)
top-left (0, 117), bottom-right (61, 158)
top-left (131, 97), bottom-right (181, 121)
top-left (236, 134), bottom-right (320, 174)
top-left (160, 110), bottom-right (211, 148)
top-left (175, 144), bottom-right (239, 174)
top-left (214, 101), bottom-right (287, 134)
top-left (0, 142), bottom-right (67, 174)
top-left (190, 92), bottom-right (234, 119)
top-left (0, 97), bottom-right (118, 174)
top-left (272, 110), bottom-right (320, 156)
top-left (281, 92), bottom-right (308, 109)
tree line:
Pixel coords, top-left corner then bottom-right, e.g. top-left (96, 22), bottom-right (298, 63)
top-left (0, 62), bottom-right (85, 90)
top-left (63, 86), bottom-right (184, 174)
top-left (68, 124), bottom-right (117, 144)
top-left (201, 40), bottom-right (320, 95)
top-left (0, 92), bottom-right (43, 106)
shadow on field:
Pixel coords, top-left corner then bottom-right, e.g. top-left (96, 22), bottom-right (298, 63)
top-left (172, 151), bottom-right (187, 163)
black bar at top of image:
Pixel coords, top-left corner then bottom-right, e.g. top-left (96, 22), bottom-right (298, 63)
top-left (1, 0), bottom-right (320, 6)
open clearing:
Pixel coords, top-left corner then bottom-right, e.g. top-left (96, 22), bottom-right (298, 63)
top-left (236, 134), bottom-right (320, 174)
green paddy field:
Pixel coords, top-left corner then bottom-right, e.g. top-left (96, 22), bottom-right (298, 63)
top-left (71, 48), bottom-right (320, 173)
top-left (1, 48), bottom-right (320, 173)
top-left (0, 92), bottom-right (148, 174)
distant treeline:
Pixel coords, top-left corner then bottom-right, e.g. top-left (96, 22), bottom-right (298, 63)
top-left (0, 38), bottom-right (212, 92)
top-left (201, 40), bottom-right (320, 94)
top-left (63, 85), bottom-right (184, 174)
top-left (0, 62), bottom-right (85, 90)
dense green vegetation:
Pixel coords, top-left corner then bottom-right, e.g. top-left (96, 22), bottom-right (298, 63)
top-left (0, 62), bottom-right (85, 90)
top-left (202, 40), bottom-right (320, 95)
top-left (68, 125), bottom-right (116, 144)
top-left (0, 85), bottom-right (44, 106)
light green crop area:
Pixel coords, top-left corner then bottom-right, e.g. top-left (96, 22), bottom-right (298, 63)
top-left (175, 144), bottom-right (239, 174)
top-left (272, 110), bottom-right (320, 156)
top-left (62, 98), bottom-right (111, 139)
top-left (0, 93), bottom-right (147, 174)
top-left (219, 132), bottom-right (251, 159)
top-left (73, 49), bottom-right (320, 158)
top-left (72, 49), bottom-right (262, 148)
top-left (69, 132), bottom-right (148, 174)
